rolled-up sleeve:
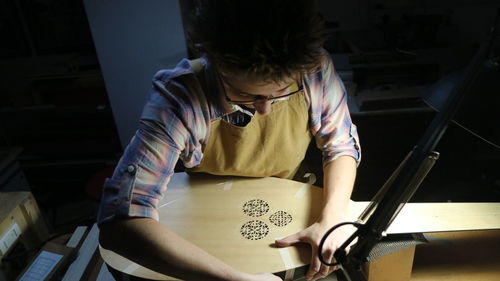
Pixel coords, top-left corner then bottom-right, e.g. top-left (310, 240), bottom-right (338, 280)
top-left (97, 67), bottom-right (208, 225)
top-left (97, 120), bottom-right (182, 224)
top-left (308, 53), bottom-right (361, 167)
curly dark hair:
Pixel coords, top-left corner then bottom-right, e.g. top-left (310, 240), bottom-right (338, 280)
top-left (187, 0), bottom-right (329, 82)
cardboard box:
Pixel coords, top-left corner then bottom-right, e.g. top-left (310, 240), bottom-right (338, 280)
top-left (0, 192), bottom-right (50, 280)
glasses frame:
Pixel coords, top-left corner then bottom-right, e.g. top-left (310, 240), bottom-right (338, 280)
top-left (219, 73), bottom-right (304, 105)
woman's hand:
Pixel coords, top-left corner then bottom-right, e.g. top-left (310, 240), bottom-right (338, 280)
top-left (274, 221), bottom-right (356, 281)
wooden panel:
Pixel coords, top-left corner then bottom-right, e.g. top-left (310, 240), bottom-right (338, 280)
top-left (411, 230), bottom-right (500, 281)
top-left (364, 246), bottom-right (415, 281)
top-left (351, 201), bottom-right (500, 234)
top-left (102, 174), bottom-right (319, 280)
top-left (387, 202), bottom-right (500, 234)
top-left (100, 173), bottom-right (500, 280)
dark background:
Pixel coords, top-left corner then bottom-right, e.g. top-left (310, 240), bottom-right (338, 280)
top-left (0, 0), bottom-right (499, 242)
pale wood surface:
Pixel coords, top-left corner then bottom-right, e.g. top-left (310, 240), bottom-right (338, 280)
top-left (411, 230), bottom-right (500, 281)
top-left (364, 246), bottom-right (416, 281)
top-left (383, 201), bottom-right (500, 234)
top-left (100, 173), bottom-right (500, 280)
top-left (101, 173), bottom-right (321, 280)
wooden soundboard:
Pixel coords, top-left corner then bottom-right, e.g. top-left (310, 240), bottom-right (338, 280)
top-left (100, 173), bottom-right (500, 280)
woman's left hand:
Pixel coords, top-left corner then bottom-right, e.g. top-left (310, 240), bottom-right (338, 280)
top-left (274, 221), bottom-right (356, 281)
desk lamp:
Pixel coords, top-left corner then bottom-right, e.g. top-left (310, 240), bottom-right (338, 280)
top-left (318, 8), bottom-right (500, 281)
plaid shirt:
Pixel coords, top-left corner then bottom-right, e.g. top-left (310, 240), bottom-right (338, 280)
top-left (97, 52), bottom-right (361, 224)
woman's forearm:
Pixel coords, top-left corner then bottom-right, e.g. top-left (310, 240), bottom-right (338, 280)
top-left (99, 218), bottom-right (251, 281)
top-left (319, 155), bottom-right (357, 224)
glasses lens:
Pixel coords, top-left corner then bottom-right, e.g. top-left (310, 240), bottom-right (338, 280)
top-left (223, 78), bottom-right (303, 105)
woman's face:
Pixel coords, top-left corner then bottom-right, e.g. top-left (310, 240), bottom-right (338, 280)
top-left (220, 72), bottom-right (297, 116)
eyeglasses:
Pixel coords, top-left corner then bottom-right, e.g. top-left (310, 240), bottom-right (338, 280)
top-left (219, 74), bottom-right (304, 105)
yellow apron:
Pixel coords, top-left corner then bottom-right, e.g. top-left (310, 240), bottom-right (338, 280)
top-left (188, 60), bottom-right (313, 179)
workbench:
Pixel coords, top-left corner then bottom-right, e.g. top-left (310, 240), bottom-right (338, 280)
top-left (99, 173), bottom-right (500, 280)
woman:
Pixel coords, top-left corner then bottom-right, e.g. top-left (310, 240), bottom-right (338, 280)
top-left (98, 1), bottom-right (361, 280)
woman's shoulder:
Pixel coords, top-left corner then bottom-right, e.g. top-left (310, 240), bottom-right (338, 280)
top-left (152, 57), bottom-right (208, 83)
top-left (144, 57), bottom-right (221, 122)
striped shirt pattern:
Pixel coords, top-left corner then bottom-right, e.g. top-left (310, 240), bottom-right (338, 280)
top-left (97, 52), bottom-right (361, 224)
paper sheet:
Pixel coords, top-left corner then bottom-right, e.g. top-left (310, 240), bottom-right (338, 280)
top-left (19, 251), bottom-right (63, 281)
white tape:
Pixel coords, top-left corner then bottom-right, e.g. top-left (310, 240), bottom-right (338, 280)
top-left (216, 181), bottom-right (233, 190)
top-left (294, 173), bottom-right (316, 198)
top-left (294, 184), bottom-right (309, 198)
top-left (284, 268), bottom-right (295, 281)
top-left (223, 181), bottom-right (233, 190)
top-left (277, 246), bottom-right (295, 280)
top-left (123, 262), bottom-right (140, 274)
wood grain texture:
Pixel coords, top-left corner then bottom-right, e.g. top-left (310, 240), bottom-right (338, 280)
top-left (100, 173), bottom-right (500, 280)
top-left (411, 230), bottom-right (500, 281)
